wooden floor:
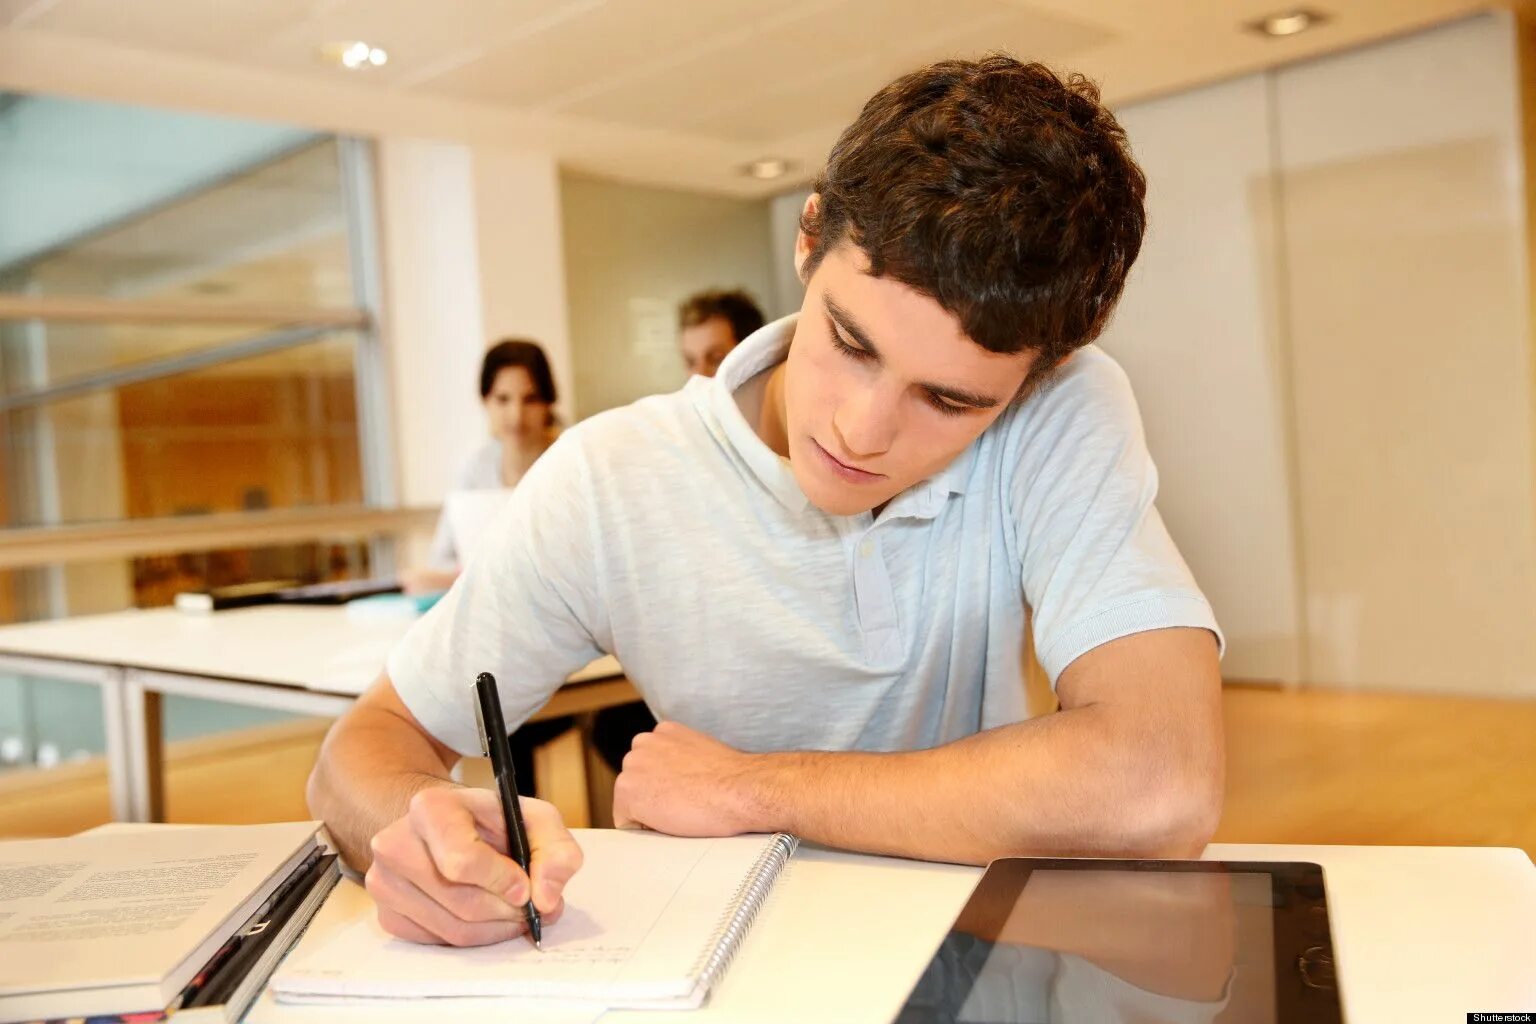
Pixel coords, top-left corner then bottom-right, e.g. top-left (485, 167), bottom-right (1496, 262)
top-left (1216, 684), bottom-right (1536, 854)
top-left (3, 685), bottom-right (1534, 860)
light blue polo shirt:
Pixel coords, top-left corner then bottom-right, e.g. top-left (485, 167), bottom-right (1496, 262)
top-left (389, 315), bottom-right (1221, 756)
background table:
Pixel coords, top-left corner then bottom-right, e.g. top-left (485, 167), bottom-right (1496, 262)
top-left (0, 606), bottom-right (636, 822)
top-left (249, 840), bottom-right (1536, 1024)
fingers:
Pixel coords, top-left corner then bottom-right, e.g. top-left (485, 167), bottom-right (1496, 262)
top-left (410, 788), bottom-right (526, 900)
top-left (612, 803), bottom-right (641, 830)
top-left (368, 856), bottom-right (525, 946)
top-left (611, 770), bottom-right (644, 830)
top-left (366, 787), bottom-right (532, 948)
top-left (368, 786), bottom-right (588, 946)
top-left (520, 797), bottom-right (583, 917)
top-left (375, 905), bottom-right (441, 944)
top-left (455, 790), bottom-right (582, 916)
top-left (370, 813), bottom-right (523, 921)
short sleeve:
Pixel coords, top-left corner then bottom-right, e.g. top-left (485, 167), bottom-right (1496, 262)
top-left (1010, 351), bottom-right (1222, 684)
top-left (388, 432), bottom-right (610, 755)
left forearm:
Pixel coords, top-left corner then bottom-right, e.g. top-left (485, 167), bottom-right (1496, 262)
top-left (736, 705), bottom-right (1221, 865)
top-left (612, 631), bottom-right (1224, 862)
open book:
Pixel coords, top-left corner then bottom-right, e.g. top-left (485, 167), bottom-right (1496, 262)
top-left (0, 821), bottom-right (325, 1022)
top-left (271, 830), bottom-right (797, 1010)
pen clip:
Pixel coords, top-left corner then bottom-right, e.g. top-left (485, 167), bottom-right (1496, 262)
top-left (470, 684), bottom-right (491, 759)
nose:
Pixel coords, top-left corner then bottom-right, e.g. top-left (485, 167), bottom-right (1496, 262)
top-left (832, 382), bottom-right (897, 460)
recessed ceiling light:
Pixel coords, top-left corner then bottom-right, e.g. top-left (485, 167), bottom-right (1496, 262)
top-left (319, 40), bottom-right (389, 70)
top-left (741, 158), bottom-right (792, 180)
top-left (1248, 8), bottom-right (1328, 37)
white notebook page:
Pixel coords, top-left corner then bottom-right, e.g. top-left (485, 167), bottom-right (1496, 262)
top-left (272, 830), bottom-right (790, 1008)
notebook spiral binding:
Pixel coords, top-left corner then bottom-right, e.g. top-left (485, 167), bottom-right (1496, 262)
top-left (690, 832), bottom-right (799, 1000)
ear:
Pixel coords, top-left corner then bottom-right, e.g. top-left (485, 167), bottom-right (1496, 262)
top-left (793, 193), bottom-right (821, 285)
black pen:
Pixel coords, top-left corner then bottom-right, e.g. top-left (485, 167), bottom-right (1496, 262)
top-left (472, 671), bottom-right (543, 951)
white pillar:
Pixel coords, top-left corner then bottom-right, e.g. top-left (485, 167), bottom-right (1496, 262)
top-left (374, 137), bottom-right (489, 519)
top-left (471, 148), bottom-right (574, 425)
top-left (374, 138), bottom-right (571, 568)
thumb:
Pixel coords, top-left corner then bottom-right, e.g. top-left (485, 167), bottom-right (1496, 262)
top-left (519, 797), bottom-right (584, 912)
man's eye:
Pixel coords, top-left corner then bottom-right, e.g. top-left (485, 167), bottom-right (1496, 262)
top-left (831, 331), bottom-right (872, 360)
top-left (926, 392), bottom-right (969, 417)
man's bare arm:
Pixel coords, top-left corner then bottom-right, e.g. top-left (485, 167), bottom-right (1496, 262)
top-left (613, 627), bottom-right (1224, 863)
top-left (306, 672), bottom-right (459, 870)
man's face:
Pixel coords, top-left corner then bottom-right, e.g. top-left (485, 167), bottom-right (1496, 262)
top-left (783, 243), bottom-right (1035, 516)
top-left (680, 316), bottom-right (738, 378)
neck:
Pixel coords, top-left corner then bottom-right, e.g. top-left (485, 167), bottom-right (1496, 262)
top-left (739, 363), bottom-right (791, 458)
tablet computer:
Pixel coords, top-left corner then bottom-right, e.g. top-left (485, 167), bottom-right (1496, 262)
top-left (895, 858), bottom-right (1341, 1024)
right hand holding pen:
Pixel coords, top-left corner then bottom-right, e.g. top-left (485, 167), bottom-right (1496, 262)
top-left (365, 786), bottom-right (584, 946)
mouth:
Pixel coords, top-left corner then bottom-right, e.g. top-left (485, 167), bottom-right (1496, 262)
top-left (810, 438), bottom-right (885, 483)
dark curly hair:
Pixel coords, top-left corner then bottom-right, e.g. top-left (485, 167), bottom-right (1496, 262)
top-left (802, 55), bottom-right (1146, 384)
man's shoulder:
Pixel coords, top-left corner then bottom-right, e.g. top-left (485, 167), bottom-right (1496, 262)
top-left (565, 386), bottom-right (703, 445)
top-left (1030, 344), bottom-right (1136, 414)
top-left (557, 383), bottom-right (722, 480)
top-left (988, 344), bottom-right (1142, 449)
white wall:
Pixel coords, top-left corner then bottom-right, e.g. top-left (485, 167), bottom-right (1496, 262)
top-left (1102, 74), bottom-right (1303, 683)
top-left (1107, 12), bottom-right (1536, 695)
top-left (1275, 14), bottom-right (1536, 694)
top-left (767, 187), bottom-right (813, 318)
top-left (561, 174), bottom-right (774, 417)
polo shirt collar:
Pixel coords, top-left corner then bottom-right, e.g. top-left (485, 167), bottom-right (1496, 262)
top-left (696, 315), bottom-right (809, 513)
top-left (693, 313), bottom-right (976, 520)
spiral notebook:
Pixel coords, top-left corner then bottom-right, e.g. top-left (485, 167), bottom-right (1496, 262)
top-left (270, 830), bottom-right (797, 1010)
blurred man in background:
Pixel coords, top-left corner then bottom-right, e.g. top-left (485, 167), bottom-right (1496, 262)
top-left (678, 289), bottom-right (766, 378)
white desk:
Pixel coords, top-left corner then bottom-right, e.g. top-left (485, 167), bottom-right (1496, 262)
top-left (0, 607), bottom-right (635, 822)
top-left (250, 841), bottom-right (1536, 1024)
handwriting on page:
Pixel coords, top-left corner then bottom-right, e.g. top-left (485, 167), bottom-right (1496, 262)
top-left (275, 831), bottom-right (743, 999)
top-left (535, 944), bottom-right (634, 965)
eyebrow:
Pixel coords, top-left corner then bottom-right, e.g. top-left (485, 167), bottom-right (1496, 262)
top-left (824, 295), bottom-right (1003, 409)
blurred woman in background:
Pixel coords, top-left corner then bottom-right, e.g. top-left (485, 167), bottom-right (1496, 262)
top-left (401, 339), bottom-right (560, 594)
top-left (398, 339), bottom-right (570, 798)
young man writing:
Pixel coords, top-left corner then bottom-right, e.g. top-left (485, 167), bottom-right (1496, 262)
top-left (308, 56), bottom-right (1225, 948)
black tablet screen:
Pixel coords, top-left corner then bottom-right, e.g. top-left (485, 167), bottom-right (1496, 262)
top-left (895, 859), bottom-right (1340, 1024)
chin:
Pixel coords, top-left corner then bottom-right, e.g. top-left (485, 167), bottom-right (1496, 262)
top-left (791, 465), bottom-right (888, 517)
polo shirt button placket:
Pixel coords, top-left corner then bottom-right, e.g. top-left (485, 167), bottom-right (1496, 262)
top-left (851, 531), bottom-right (899, 662)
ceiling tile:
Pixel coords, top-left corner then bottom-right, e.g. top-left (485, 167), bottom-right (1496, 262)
top-left (416, 0), bottom-right (794, 108)
top-left (558, 0), bottom-right (1113, 142)
top-left (245, 0), bottom-right (565, 87)
top-left (11, 0), bottom-right (322, 58)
